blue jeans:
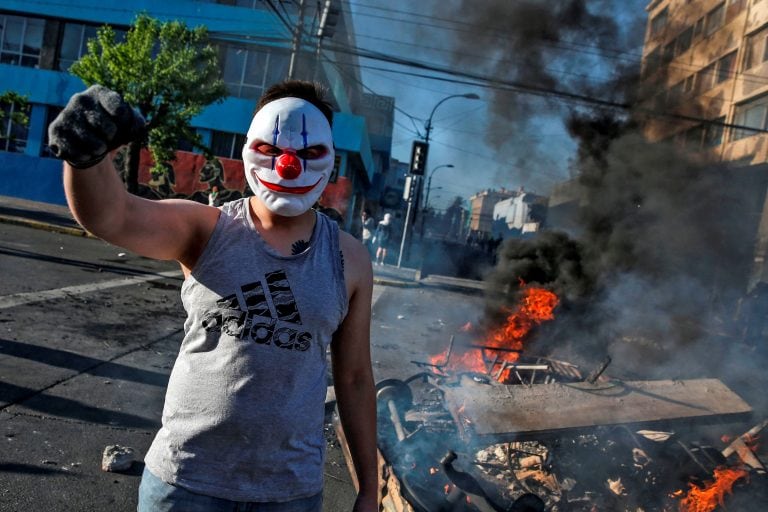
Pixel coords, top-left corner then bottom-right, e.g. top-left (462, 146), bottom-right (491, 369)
top-left (137, 467), bottom-right (323, 512)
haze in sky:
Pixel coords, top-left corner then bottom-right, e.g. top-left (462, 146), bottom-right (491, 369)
top-left (348, 0), bottom-right (649, 210)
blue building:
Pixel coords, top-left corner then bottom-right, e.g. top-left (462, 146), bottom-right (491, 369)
top-left (0, 0), bottom-right (393, 232)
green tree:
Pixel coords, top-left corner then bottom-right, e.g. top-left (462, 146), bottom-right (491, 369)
top-left (0, 91), bottom-right (30, 152)
top-left (70, 14), bottom-right (227, 194)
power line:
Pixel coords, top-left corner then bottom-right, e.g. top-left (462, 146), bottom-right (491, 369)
top-left (348, 29), bottom-right (768, 91)
top-left (321, 42), bottom-right (768, 136)
top-left (342, 0), bottom-right (651, 64)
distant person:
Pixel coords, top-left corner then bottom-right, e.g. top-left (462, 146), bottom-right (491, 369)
top-left (48, 80), bottom-right (378, 512)
top-left (361, 209), bottom-right (374, 257)
top-left (207, 185), bottom-right (220, 207)
top-left (373, 212), bottom-right (392, 265)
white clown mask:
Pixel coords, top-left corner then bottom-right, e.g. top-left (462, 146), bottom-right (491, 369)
top-left (242, 97), bottom-right (335, 217)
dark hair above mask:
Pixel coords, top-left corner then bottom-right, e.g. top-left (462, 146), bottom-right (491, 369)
top-left (256, 80), bottom-right (334, 127)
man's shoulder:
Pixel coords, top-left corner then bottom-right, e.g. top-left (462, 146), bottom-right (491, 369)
top-left (338, 230), bottom-right (372, 278)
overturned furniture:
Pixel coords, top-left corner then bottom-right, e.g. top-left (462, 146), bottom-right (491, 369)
top-left (337, 353), bottom-right (762, 512)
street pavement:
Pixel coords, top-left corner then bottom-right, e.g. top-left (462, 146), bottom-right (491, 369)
top-left (0, 195), bottom-right (486, 511)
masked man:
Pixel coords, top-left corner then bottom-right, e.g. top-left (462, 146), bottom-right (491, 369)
top-left (48, 80), bottom-right (378, 512)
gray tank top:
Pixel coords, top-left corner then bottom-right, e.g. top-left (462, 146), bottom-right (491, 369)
top-left (145, 198), bottom-right (348, 502)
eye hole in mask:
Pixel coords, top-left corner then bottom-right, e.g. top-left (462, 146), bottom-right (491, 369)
top-left (253, 142), bottom-right (328, 160)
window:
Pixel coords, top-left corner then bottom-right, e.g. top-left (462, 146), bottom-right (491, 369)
top-left (221, 45), bottom-right (289, 100)
top-left (56, 23), bottom-right (126, 71)
top-left (694, 17), bottom-right (705, 37)
top-left (58, 23), bottom-right (98, 70)
top-left (744, 24), bottom-right (768, 69)
top-left (704, 117), bottom-right (726, 147)
top-left (0, 15), bottom-right (44, 68)
top-left (663, 42), bottom-right (675, 63)
top-left (644, 46), bottom-right (661, 77)
top-left (668, 80), bottom-right (685, 104)
top-left (697, 62), bottom-right (716, 92)
top-left (650, 7), bottom-right (668, 37)
top-left (733, 94), bottom-right (768, 140)
top-left (0, 99), bottom-right (30, 153)
top-left (676, 27), bottom-right (693, 56)
top-left (705, 3), bottom-right (725, 36)
top-left (684, 74), bottom-right (695, 93)
top-left (716, 51), bottom-right (736, 83)
top-left (211, 130), bottom-right (246, 159)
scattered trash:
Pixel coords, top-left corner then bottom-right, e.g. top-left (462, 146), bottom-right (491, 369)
top-left (607, 477), bottom-right (626, 496)
top-left (101, 445), bottom-right (135, 472)
top-left (397, 315), bottom-right (405, 320)
top-left (637, 430), bottom-right (674, 442)
top-left (117, 252), bottom-right (126, 258)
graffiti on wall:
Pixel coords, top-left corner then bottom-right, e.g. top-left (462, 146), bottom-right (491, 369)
top-left (128, 149), bottom-right (353, 222)
top-left (133, 149), bottom-right (247, 204)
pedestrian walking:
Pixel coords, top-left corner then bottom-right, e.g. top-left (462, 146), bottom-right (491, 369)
top-left (48, 80), bottom-right (378, 512)
top-left (361, 209), bottom-right (374, 258)
top-left (373, 213), bottom-right (392, 265)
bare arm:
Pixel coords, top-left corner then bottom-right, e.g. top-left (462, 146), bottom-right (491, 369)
top-left (51, 85), bottom-right (219, 271)
top-left (332, 232), bottom-right (378, 511)
top-left (64, 156), bottom-right (219, 270)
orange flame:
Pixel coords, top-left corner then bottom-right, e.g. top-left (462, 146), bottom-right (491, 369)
top-left (677, 467), bottom-right (748, 512)
top-left (429, 287), bottom-right (559, 381)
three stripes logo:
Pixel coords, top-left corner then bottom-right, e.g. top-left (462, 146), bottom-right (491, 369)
top-left (202, 269), bottom-right (312, 351)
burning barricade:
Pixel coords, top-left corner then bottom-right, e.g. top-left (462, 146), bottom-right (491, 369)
top-left (343, 284), bottom-right (766, 511)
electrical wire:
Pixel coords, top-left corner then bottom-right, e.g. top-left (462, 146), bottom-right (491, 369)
top-left (344, 0), bottom-right (768, 89)
top-left (320, 44), bottom-right (768, 135)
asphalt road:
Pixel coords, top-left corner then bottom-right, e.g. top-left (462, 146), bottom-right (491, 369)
top-left (0, 221), bottom-right (485, 511)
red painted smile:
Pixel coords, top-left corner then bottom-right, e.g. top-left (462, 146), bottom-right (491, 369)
top-left (256, 175), bottom-right (323, 195)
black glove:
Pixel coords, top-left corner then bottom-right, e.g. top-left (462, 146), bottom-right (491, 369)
top-left (47, 85), bottom-right (146, 169)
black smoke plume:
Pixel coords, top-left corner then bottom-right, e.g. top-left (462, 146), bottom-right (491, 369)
top-left (444, 1), bottom-right (768, 388)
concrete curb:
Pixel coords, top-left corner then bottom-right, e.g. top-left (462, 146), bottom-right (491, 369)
top-left (372, 277), bottom-right (421, 288)
top-left (0, 214), bottom-right (94, 238)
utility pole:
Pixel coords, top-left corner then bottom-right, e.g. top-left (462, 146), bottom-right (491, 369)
top-left (288, 0), bottom-right (306, 80)
top-left (398, 175), bottom-right (419, 268)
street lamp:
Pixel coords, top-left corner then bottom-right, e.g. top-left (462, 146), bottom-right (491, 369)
top-left (424, 93), bottom-right (480, 144)
top-left (418, 92), bottom-right (479, 214)
top-left (424, 164), bottom-right (454, 213)
top-left (398, 92), bottom-right (479, 268)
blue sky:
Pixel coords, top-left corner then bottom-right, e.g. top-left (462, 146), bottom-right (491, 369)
top-left (347, 0), bottom-right (649, 210)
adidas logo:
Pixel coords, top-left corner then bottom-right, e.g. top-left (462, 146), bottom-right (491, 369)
top-left (202, 269), bottom-right (313, 351)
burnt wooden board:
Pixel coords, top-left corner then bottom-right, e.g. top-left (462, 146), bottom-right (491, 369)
top-left (442, 378), bottom-right (752, 440)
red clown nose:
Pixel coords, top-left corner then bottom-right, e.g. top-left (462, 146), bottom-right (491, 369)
top-left (275, 151), bottom-right (302, 180)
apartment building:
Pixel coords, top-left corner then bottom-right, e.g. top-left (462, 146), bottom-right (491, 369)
top-left (0, 0), bottom-right (392, 231)
top-left (468, 188), bottom-right (516, 236)
top-left (642, 0), bottom-right (768, 286)
top-left (642, 0), bottom-right (767, 160)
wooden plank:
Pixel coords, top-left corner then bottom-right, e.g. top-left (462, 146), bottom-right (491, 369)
top-left (333, 411), bottom-right (394, 509)
top-left (442, 378), bottom-right (752, 440)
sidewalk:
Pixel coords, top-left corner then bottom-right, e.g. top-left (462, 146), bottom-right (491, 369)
top-left (0, 195), bottom-right (486, 294)
top-left (0, 195), bottom-right (87, 237)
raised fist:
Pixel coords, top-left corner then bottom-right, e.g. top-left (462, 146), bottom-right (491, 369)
top-left (47, 85), bottom-right (146, 169)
